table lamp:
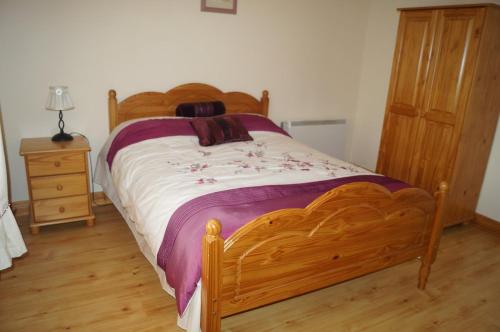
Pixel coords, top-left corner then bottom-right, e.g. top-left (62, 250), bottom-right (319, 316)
top-left (45, 86), bottom-right (74, 141)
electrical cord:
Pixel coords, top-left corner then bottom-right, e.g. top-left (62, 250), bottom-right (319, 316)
top-left (70, 132), bottom-right (108, 206)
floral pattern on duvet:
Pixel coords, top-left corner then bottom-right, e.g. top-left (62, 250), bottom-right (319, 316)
top-left (109, 130), bottom-right (375, 262)
top-left (190, 140), bottom-right (367, 184)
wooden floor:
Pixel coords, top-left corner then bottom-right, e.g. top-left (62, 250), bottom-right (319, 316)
top-left (1, 205), bottom-right (499, 332)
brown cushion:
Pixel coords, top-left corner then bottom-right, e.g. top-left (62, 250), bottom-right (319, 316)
top-left (190, 115), bottom-right (253, 146)
top-left (176, 101), bottom-right (225, 117)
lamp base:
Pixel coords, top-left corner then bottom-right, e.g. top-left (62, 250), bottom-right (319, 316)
top-left (51, 132), bottom-right (73, 142)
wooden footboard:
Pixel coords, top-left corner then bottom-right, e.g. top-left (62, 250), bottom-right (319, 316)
top-left (202, 181), bottom-right (448, 331)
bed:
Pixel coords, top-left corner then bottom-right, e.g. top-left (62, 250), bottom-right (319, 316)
top-left (96, 83), bottom-right (447, 332)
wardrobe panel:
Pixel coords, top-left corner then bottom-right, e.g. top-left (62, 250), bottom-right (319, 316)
top-left (443, 6), bottom-right (500, 225)
top-left (412, 8), bottom-right (485, 194)
top-left (378, 113), bottom-right (419, 182)
top-left (427, 10), bottom-right (479, 117)
top-left (413, 121), bottom-right (454, 193)
top-left (391, 11), bottom-right (434, 115)
top-left (377, 11), bottom-right (434, 178)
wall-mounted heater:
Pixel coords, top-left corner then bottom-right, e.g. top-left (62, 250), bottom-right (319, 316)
top-left (281, 119), bottom-right (347, 160)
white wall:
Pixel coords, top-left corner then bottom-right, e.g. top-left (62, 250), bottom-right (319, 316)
top-left (350, 0), bottom-right (500, 221)
top-left (0, 0), bottom-right (369, 201)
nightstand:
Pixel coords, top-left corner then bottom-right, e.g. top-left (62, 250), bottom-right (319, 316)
top-left (19, 137), bottom-right (95, 234)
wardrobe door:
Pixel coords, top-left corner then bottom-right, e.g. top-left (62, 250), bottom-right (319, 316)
top-left (376, 10), bottom-right (435, 182)
top-left (411, 8), bottom-right (485, 193)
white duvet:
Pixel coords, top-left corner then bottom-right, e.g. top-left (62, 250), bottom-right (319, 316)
top-left (96, 117), bottom-right (372, 331)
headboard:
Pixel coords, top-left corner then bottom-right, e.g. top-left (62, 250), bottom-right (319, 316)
top-left (108, 83), bottom-right (269, 132)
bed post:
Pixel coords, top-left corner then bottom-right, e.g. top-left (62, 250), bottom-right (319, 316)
top-left (418, 181), bottom-right (448, 290)
top-left (261, 90), bottom-right (269, 117)
top-left (108, 90), bottom-right (117, 133)
top-left (202, 219), bottom-right (223, 332)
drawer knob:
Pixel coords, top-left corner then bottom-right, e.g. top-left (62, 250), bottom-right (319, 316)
top-left (54, 161), bottom-right (61, 167)
top-left (56, 184), bottom-right (63, 191)
top-left (59, 206), bottom-right (65, 213)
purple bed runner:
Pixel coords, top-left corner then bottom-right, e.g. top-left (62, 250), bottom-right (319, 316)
top-left (106, 114), bottom-right (289, 169)
top-left (157, 175), bottom-right (409, 315)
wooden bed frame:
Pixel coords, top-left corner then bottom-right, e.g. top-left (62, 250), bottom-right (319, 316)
top-left (108, 83), bottom-right (447, 332)
top-left (108, 83), bottom-right (268, 131)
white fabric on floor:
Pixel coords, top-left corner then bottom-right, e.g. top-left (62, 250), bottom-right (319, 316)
top-left (0, 123), bottom-right (27, 270)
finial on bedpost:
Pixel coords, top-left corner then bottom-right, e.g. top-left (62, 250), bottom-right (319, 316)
top-left (202, 219), bottom-right (223, 332)
top-left (261, 90), bottom-right (269, 117)
top-left (438, 181), bottom-right (448, 194)
top-left (418, 181), bottom-right (448, 290)
top-left (108, 89), bottom-right (118, 133)
top-left (206, 219), bottom-right (222, 236)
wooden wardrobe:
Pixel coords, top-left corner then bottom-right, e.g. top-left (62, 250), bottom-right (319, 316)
top-left (377, 4), bottom-right (500, 226)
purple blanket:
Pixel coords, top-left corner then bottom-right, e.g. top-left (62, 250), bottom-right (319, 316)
top-left (157, 175), bottom-right (409, 314)
top-left (107, 114), bottom-right (289, 169)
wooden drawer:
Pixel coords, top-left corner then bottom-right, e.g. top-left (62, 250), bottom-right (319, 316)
top-left (33, 195), bottom-right (90, 223)
top-left (31, 173), bottom-right (88, 200)
top-left (27, 152), bottom-right (85, 177)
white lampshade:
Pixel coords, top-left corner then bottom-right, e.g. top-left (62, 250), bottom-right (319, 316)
top-left (45, 86), bottom-right (74, 111)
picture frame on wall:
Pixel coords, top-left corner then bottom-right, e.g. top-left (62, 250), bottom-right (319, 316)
top-left (201, 0), bottom-right (237, 14)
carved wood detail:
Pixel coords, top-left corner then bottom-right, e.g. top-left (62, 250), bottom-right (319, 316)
top-left (108, 83), bottom-right (269, 131)
top-left (200, 182), bottom-right (446, 331)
